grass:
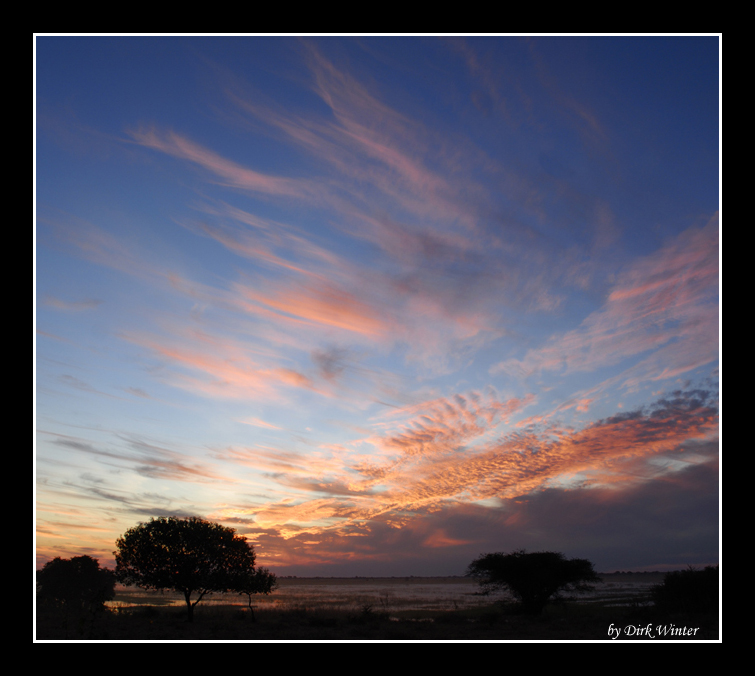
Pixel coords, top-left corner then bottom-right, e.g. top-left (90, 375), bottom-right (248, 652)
top-left (35, 598), bottom-right (719, 641)
top-left (35, 573), bottom-right (719, 640)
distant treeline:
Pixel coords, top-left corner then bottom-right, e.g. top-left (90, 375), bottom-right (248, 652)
top-left (277, 571), bottom-right (687, 579)
top-left (604, 570), bottom-right (705, 575)
top-left (277, 575), bottom-right (468, 580)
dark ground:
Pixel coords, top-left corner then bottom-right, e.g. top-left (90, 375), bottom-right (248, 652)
top-left (35, 601), bottom-right (719, 641)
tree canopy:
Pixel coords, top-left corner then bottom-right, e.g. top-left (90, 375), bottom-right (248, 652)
top-left (466, 550), bottom-right (600, 614)
top-left (36, 555), bottom-right (116, 612)
top-left (114, 516), bottom-right (276, 621)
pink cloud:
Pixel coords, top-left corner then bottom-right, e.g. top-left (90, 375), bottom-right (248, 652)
top-left (226, 44), bottom-right (489, 230)
top-left (239, 279), bottom-right (392, 338)
top-left (122, 331), bottom-right (321, 401)
top-left (237, 417), bottom-right (283, 430)
top-left (220, 388), bottom-right (716, 539)
top-left (129, 127), bottom-right (314, 199)
top-left (491, 215), bottom-right (719, 381)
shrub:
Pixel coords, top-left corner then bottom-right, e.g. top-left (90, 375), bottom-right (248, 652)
top-left (651, 565), bottom-right (719, 615)
top-left (37, 555), bottom-right (115, 612)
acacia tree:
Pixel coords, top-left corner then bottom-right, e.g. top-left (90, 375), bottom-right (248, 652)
top-left (466, 550), bottom-right (600, 615)
top-left (114, 516), bottom-right (276, 621)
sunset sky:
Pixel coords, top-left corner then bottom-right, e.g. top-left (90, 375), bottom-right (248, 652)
top-left (35, 36), bottom-right (720, 575)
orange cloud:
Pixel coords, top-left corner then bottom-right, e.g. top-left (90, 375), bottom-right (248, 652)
top-left (422, 529), bottom-right (474, 548)
top-left (122, 330), bottom-right (323, 402)
top-left (219, 388), bottom-right (717, 537)
top-left (239, 280), bottom-right (392, 338)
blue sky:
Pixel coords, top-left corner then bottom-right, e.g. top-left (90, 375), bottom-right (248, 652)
top-left (35, 36), bottom-right (719, 575)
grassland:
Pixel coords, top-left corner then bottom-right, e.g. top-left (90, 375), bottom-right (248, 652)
top-left (35, 574), bottom-right (719, 641)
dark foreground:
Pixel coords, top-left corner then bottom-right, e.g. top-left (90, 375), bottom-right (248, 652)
top-left (36, 602), bottom-right (719, 641)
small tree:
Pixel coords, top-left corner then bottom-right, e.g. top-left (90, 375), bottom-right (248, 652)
top-left (236, 566), bottom-right (278, 621)
top-left (466, 549), bottom-right (600, 614)
top-left (36, 555), bottom-right (116, 612)
top-left (114, 516), bottom-right (274, 621)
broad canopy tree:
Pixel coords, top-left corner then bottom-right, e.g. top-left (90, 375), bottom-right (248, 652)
top-left (115, 516), bottom-right (276, 621)
top-left (466, 550), bottom-right (600, 614)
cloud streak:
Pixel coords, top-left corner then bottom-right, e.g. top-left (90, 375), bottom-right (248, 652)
top-left (36, 37), bottom-right (719, 574)
top-left (492, 214), bottom-right (719, 383)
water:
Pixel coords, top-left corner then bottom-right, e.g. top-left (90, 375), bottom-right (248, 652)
top-left (109, 573), bottom-right (662, 612)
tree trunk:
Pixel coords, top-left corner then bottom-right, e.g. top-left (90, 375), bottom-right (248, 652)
top-left (185, 591), bottom-right (194, 622)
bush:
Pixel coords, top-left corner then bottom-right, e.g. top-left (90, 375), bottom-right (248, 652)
top-left (651, 566), bottom-right (719, 615)
top-left (37, 555), bottom-right (115, 612)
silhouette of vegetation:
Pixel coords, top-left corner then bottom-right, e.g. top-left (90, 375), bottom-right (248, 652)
top-left (466, 550), bottom-right (600, 615)
top-left (36, 555), bottom-right (116, 612)
top-left (35, 573), bottom-right (720, 640)
top-left (236, 566), bottom-right (278, 621)
top-left (114, 516), bottom-right (276, 621)
top-left (651, 565), bottom-right (719, 615)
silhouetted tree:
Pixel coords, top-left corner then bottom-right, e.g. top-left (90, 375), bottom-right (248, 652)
top-left (236, 566), bottom-right (278, 621)
top-left (115, 516), bottom-right (275, 621)
top-left (36, 555), bottom-right (116, 612)
top-left (466, 550), bottom-right (600, 614)
top-left (652, 565), bottom-right (719, 615)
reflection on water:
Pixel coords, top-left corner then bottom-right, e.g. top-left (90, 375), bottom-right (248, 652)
top-left (110, 574), bottom-right (662, 612)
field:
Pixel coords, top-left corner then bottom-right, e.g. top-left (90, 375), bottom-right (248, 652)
top-left (35, 574), bottom-right (720, 641)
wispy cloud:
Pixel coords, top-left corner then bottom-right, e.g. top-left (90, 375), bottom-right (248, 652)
top-left (42, 430), bottom-right (235, 485)
top-left (36, 37), bottom-right (719, 573)
top-left (492, 214), bottom-right (719, 382)
top-left (42, 296), bottom-right (103, 311)
top-left (129, 127), bottom-right (317, 200)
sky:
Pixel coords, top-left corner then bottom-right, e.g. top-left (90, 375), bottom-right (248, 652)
top-left (35, 36), bottom-right (720, 576)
